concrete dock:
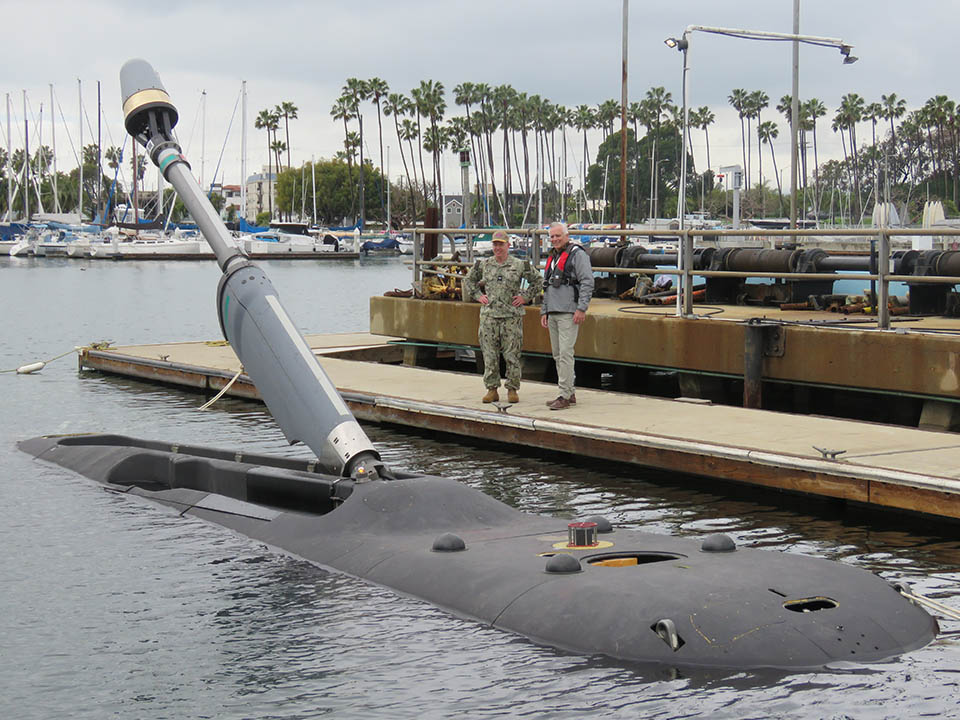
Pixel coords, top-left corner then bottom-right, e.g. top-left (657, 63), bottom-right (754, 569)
top-left (79, 331), bottom-right (960, 521)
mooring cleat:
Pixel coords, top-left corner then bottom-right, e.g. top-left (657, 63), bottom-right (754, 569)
top-left (813, 446), bottom-right (847, 460)
top-left (492, 401), bottom-right (511, 414)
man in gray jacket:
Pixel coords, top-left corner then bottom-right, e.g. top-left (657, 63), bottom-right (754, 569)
top-left (539, 222), bottom-right (594, 410)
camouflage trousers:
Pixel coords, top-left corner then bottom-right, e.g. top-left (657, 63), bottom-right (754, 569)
top-left (479, 315), bottom-right (523, 390)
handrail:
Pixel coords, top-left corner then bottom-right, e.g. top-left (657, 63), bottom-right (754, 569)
top-left (403, 225), bottom-right (960, 329)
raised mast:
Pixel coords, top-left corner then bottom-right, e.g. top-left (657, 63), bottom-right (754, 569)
top-left (240, 80), bottom-right (246, 221)
top-left (50, 85), bottom-right (59, 213)
top-left (77, 79), bottom-right (83, 219)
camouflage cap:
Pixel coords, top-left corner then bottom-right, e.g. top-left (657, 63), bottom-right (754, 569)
top-left (491, 230), bottom-right (510, 244)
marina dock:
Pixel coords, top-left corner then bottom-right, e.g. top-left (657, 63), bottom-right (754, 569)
top-left (79, 323), bottom-right (960, 521)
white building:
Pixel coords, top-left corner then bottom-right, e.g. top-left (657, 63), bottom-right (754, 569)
top-left (245, 167), bottom-right (277, 221)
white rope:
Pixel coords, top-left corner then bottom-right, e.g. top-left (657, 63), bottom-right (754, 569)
top-left (1, 346), bottom-right (80, 374)
top-left (198, 368), bottom-right (244, 410)
top-left (901, 590), bottom-right (960, 622)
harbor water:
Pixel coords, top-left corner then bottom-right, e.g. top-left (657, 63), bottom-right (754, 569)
top-left (1, 255), bottom-right (959, 719)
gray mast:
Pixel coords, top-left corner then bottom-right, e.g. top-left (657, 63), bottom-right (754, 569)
top-left (119, 58), bottom-right (384, 479)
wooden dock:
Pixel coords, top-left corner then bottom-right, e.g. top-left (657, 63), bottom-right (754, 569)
top-left (79, 332), bottom-right (960, 521)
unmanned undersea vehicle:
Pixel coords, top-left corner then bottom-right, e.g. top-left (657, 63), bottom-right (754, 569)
top-left (19, 60), bottom-right (939, 670)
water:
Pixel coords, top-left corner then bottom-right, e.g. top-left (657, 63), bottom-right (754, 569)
top-left (2, 255), bottom-right (959, 720)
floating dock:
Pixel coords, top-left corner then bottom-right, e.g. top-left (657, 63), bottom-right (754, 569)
top-left (78, 322), bottom-right (960, 521)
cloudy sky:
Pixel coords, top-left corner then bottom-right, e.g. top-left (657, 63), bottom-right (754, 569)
top-left (1, 0), bottom-right (954, 191)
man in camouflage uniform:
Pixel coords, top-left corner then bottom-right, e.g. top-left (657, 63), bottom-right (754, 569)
top-left (465, 230), bottom-right (543, 404)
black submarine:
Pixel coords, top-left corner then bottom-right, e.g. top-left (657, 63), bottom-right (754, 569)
top-left (19, 59), bottom-right (939, 671)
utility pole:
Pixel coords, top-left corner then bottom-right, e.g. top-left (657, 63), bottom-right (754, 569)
top-left (790, 0), bottom-right (800, 229)
top-left (620, 0), bottom-right (629, 228)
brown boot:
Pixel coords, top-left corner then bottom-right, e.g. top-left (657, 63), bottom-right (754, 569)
top-left (569, 393), bottom-right (577, 405)
top-left (507, 388), bottom-right (519, 403)
top-left (482, 388), bottom-right (499, 403)
top-left (548, 396), bottom-right (571, 410)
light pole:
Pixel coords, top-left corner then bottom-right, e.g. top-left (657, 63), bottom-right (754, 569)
top-left (665, 24), bottom-right (856, 230)
top-left (663, 24), bottom-right (855, 316)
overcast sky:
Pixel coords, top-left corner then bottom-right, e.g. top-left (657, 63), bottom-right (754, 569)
top-left (1, 0), bottom-right (954, 191)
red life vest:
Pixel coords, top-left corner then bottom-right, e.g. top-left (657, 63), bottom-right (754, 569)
top-left (545, 244), bottom-right (580, 282)
top-left (545, 250), bottom-right (570, 276)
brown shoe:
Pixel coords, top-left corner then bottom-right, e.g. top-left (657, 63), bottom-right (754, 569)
top-left (507, 388), bottom-right (519, 403)
top-left (569, 393), bottom-right (577, 405)
top-left (548, 396), bottom-right (571, 410)
top-left (482, 388), bottom-right (499, 403)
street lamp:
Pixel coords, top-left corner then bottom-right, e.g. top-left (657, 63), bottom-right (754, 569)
top-left (665, 24), bottom-right (856, 229)
top-left (664, 23), bottom-right (856, 315)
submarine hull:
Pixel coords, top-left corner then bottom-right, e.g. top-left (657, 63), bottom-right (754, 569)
top-left (19, 434), bottom-right (939, 671)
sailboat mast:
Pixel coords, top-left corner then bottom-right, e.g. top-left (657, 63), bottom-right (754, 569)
top-left (50, 85), bottom-right (59, 213)
top-left (97, 81), bottom-right (102, 221)
top-left (5, 94), bottom-right (11, 221)
top-left (200, 89), bottom-right (206, 191)
top-left (240, 80), bottom-right (247, 221)
top-left (77, 79), bottom-right (83, 219)
top-left (36, 101), bottom-right (45, 214)
top-left (23, 90), bottom-right (29, 221)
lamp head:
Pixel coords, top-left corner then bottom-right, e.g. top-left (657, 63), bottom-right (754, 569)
top-left (664, 36), bottom-right (688, 51)
top-left (839, 45), bottom-right (858, 64)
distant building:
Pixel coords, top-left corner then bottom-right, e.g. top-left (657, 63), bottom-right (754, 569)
top-left (443, 195), bottom-right (463, 228)
top-left (221, 184), bottom-right (242, 219)
top-left (245, 167), bottom-right (277, 221)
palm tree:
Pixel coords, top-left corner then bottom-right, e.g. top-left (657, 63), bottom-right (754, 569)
top-left (454, 81), bottom-right (487, 218)
top-left (414, 79), bottom-right (446, 209)
top-left (838, 93), bottom-right (866, 218)
top-left (384, 92), bottom-right (416, 220)
top-left (757, 120), bottom-right (781, 215)
top-left (342, 78), bottom-right (369, 225)
top-left (410, 84), bottom-right (429, 205)
top-left (366, 78), bottom-right (389, 220)
top-left (572, 104), bottom-right (594, 218)
top-left (475, 83), bottom-right (503, 223)
top-left (254, 108), bottom-right (278, 219)
top-left (749, 90), bottom-right (769, 189)
top-left (694, 106), bottom-right (715, 173)
top-left (270, 139), bottom-right (287, 179)
top-left (276, 101), bottom-right (298, 171)
top-left (729, 88), bottom-right (749, 186)
top-left (643, 87), bottom-right (674, 219)
top-left (881, 93), bottom-right (907, 145)
top-left (596, 99), bottom-right (620, 140)
top-left (399, 118), bottom-right (421, 217)
top-left (924, 95), bottom-right (954, 199)
top-left (492, 84), bottom-right (516, 218)
top-left (330, 96), bottom-right (356, 216)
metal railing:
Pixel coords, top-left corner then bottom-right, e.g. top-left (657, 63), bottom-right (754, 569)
top-left (404, 226), bottom-right (960, 330)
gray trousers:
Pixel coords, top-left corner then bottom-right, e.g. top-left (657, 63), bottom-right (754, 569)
top-left (547, 312), bottom-right (579, 398)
